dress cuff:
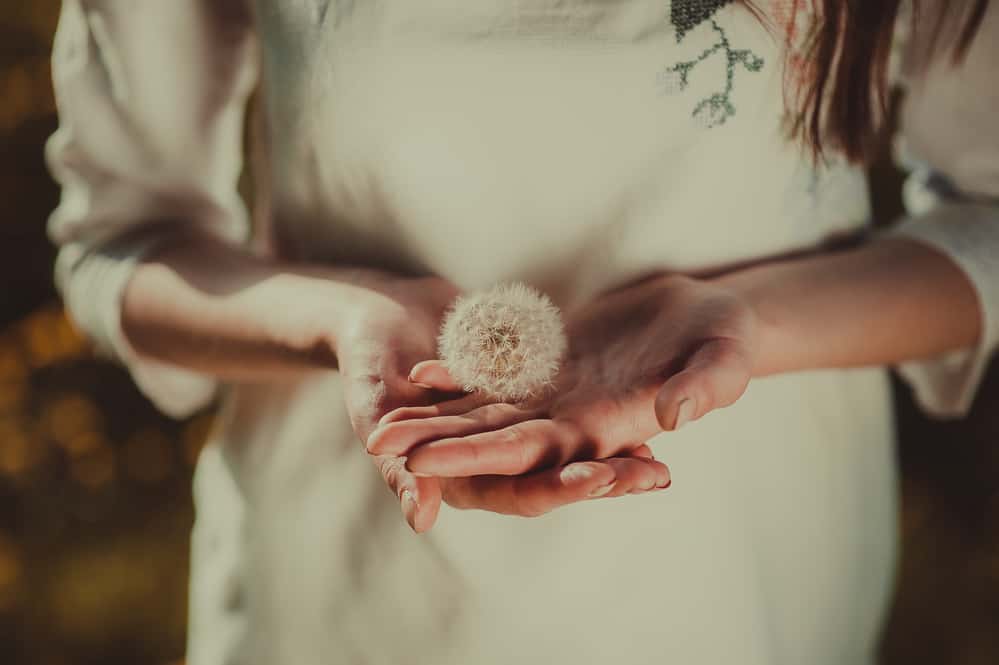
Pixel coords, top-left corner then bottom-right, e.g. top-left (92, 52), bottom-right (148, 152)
top-left (57, 231), bottom-right (219, 420)
top-left (885, 201), bottom-right (999, 418)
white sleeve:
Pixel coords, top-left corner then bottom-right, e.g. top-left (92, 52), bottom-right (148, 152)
top-left (887, 185), bottom-right (999, 418)
top-left (883, 1), bottom-right (999, 419)
top-left (46, 0), bottom-right (259, 419)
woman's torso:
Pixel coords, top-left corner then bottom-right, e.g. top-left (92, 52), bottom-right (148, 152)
top-left (252, 0), bottom-right (870, 300)
top-left (188, 3), bottom-right (897, 664)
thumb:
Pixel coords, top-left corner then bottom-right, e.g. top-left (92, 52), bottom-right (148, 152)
top-left (654, 336), bottom-right (752, 431)
top-left (408, 359), bottom-right (465, 393)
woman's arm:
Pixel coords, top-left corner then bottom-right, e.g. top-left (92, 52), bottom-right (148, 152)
top-left (119, 230), bottom-right (376, 381)
top-left (47, 0), bottom-right (261, 417)
top-left (368, 234), bottom-right (987, 482)
top-left (717, 234), bottom-right (982, 378)
top-left (47, 1), bottom-right (670, 532)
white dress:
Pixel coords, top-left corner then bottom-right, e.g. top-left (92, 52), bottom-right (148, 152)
top-left (44, 2), bottom-right (999, 664)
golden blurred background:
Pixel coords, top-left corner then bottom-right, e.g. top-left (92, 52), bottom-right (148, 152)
top-left (0, 3), bottom-right (997, 664)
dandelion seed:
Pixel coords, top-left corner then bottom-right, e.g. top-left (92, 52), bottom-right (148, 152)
top-left (438, 283), bottom-right (567, 402)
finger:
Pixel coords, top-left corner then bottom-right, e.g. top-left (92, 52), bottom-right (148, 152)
top-left (654, 336), bottom-right (752, 431)
top-left (346, 371), bottom-right (438, 444)
top-left (442, 461), bottom-right (616, 516)
top-left (628, 443), bottom-right (655, 459)
top-left (600, 456), bottom-right (671, 496)
top-left (405, 419), bottom-right (586, 477)
top-left (442, 456), bottom-right (670, 518)
top-left (368, 402), bottom-right (543, 456)
top-left (377, 392), bottom-right (497, 428)
top-left (409, 360), bottom-right (464, 392)
top-left (373, 455), bottom-right (442, 533)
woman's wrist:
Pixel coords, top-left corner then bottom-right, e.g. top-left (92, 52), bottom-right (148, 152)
top-left (710, 266), bottom-right (794, 378)
top-left (708, 237), bottom-right (982, 378)
top-left (120, 233), bottom-right (405, 379)
top-left (253, 263), bottom-right (414, 369)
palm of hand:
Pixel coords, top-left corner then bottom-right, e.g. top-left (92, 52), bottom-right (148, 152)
top-left (336, 274), bottom-right (462, 533)
top-left (340, 274), bottom-right (666, 526)
top-left (549, 274), bottom-right (757, 446)
top-left (339, 284), bottom-right (452, 441)
top-left (368, 274), bottom-right (758, 479)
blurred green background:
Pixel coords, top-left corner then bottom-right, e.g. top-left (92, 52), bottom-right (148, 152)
top-left (0, 3), bottom-right (997, 664)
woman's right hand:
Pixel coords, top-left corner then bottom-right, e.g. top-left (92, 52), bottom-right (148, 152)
top-left (120, 234), bottom-right (669, 532)
top-left (330, 270), bottom-right (463, 533)
top-left (118, 230), bottom-right (457, 531)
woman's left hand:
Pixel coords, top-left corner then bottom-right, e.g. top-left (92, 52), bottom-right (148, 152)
top-left (366, 273), bottom-right (760, 491)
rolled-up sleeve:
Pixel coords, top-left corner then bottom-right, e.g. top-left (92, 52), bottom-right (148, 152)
top-left (884, 2), bottom-right (999, 418)
top-left (888, 182), bottom-right (999, 418)
top-left (46, 0), bottom-right (259, 418)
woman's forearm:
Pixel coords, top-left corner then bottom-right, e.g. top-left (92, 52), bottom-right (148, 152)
top-left (120, 232), bottom-right (371, 381)
top-left (715, 236), bottom-right (983, 377)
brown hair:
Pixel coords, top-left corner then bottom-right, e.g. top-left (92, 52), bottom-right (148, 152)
top-left (762, 0), bottom-right (990, 163)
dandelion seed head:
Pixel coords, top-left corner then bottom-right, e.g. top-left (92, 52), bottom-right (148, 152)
top-left (438, 283), bottom-right (566, 402)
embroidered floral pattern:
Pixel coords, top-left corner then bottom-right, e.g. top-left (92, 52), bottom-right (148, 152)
top-left (657, 0), bottom-right (765, 128)
top-left (671, 0), bottom-right (732, 40)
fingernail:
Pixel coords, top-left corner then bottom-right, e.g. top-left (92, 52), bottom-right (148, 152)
top-left (410, 379), bottom-right (435, 390)
top-left (674, 398), bottom-right (696, 430)
top-left (401, 490), bottom-right (419, 531)
top-left (560, 463), bottom-right (595, 485)
top-left (656, 477), bottom-right (672, 490)
top-left (408, 364), bottom-right (432, 385)
top-left (588, 482), bottom-right (616, 498)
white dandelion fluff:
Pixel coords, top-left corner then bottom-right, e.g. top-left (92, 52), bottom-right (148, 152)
top-left (438, 282), bottom-right (567, 402)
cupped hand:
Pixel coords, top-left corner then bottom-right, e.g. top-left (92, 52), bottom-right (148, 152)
top-left (340, 270), bottom-right (673, 525)
top-left (333, 270), bottom-right (463, 533)
top-left (367, 273), bottom-right (759, 483)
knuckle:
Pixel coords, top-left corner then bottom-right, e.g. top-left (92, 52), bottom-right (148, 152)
top-left (501, 424), bottom-right (529, 447)
top-left (513, 437), bottom-right (544, 473)
top-left (669, 370), bottom-right (700, 398)
top-left (697, 380), bottom-right (718, 410)
top-left (703, 367), bottom-right (749, 409)
top-left (377, 456), bottom-right (404, 494)
top-left (674, 370), bottom-right (714, 410)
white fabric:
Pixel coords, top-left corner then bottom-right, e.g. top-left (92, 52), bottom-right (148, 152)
top-left (46, 0), bottom-right (258, 417)
top-left (43, 2), bottom-right (996, 664)
top-left (884, 1), bottom-right (999, 417)
top-left (889, 197), bottom-right (999, 416)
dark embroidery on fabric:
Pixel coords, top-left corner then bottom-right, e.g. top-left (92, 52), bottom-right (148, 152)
top-left (671, 0), bottom-right (732, 40)
top-left (658, 1), bottom-right (765, 128)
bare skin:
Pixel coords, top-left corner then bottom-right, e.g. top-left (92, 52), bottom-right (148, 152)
top-left (123, 231), bottom-right (980, 531)
top-left (122, 231), bottom-right (670, 532)
top-left (368, 272), bottom-right (756, 477)
top-left (371, 237), bottom-right (980, 491)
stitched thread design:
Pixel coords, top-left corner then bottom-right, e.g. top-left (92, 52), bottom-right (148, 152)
top-left (658, 2), bottom-right (765, 128)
